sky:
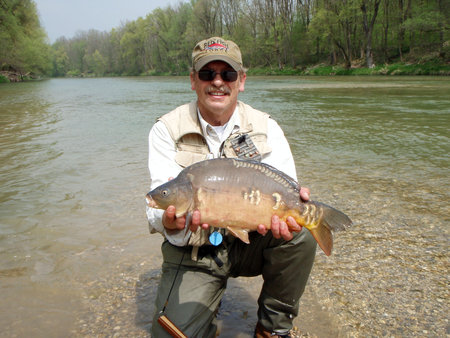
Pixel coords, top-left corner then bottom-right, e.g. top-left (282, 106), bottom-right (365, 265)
top-left (34, 0), bottom-right (185, 43)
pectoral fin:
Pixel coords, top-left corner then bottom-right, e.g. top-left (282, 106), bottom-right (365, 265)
top-left (227, 226), bottom-right (250, 244)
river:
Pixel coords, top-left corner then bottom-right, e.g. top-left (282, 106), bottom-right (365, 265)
top-left (0, 76), bottom-right (448, 337)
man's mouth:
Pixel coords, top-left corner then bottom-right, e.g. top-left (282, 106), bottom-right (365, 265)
top-left (209, 91), bottom-right (226, 96)
top-left (207, 86), bottom-right (230, 96)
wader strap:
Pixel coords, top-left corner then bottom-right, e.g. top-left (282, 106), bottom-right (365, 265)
top-left (211, 252), bottom-right (224, 267)
top-left (198, 245), bottom-right (224, 268)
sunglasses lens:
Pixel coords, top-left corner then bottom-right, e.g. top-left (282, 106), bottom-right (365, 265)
top-left (198, 70), bottom-right (214, 81)
top-left (222, 71), bottom-right (238, 82)
top-left (198, 69), bottom-right (238, 82)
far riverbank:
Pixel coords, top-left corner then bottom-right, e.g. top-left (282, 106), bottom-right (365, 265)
top-left (1, 61), bottom-right (449, 82)
top-left (247, 61), bottom-right (450, 76)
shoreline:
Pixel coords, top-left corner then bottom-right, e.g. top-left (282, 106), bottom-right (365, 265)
top-left (2, 62), bottom-right (448, 82)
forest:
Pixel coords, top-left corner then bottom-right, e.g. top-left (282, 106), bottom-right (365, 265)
top-left (1, 0), bottom-right (449, 81)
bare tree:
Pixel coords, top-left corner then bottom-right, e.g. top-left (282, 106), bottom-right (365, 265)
top-left (361, 0), bottom-right (381, 67)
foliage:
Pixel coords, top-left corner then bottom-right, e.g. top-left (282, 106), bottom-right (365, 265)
top-left (47, 0), bottom-right (447, 77)
top-left (0, 0), bottom-right (52, 77)
top-left (0, 0), bottom-right (448, 79)
top-left (0, 74), bottom-right (10, 82)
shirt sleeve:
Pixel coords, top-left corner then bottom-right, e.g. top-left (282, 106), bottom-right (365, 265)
top-left (146, 121), bottom-right (192, 246)
top-left (263, 118), bottom-right (298, 181)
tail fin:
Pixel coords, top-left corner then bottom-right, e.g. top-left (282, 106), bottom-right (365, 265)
top-left (308, 201), bottom-right (352, 256)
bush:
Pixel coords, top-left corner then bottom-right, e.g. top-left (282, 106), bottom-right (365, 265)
top-left (0, 74), bottom-right (10, 83)
top-left (66, 70), bottom-right (81, 77)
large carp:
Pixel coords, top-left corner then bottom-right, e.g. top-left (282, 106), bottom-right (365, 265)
top-left (146, 158), bottom-right (352, 255)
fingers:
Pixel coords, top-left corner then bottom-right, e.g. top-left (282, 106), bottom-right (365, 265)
top-left (257, 224), bottom-right (268, 236)
top-left (189, 210), bottom-right (200, 232)
top-left (162, 205), bottom-right (176, 228)
top-left (189, 210), bottom-right (210, 232)
top-left (300, 186), bottom-right (310, 202)
top-left (162, 205), bottom-right (185, 230)
top-left (286, 216), bottom-right (302, 232)
top-left (270, 215), bottom-right (301, 241)
top-left (270, 215), bottom-right (281, 238)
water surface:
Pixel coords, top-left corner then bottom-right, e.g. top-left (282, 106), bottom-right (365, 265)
top-left (0, 76), bottom-right (448, 336)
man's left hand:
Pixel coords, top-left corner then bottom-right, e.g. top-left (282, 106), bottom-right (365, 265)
top-left (256, 186), bottom-right (310, 240)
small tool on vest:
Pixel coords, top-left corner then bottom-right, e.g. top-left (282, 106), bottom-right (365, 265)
top-left (230, 133), bottom-right (262, 161)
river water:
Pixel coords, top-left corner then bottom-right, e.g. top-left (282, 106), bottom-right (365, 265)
top-left (0, 76), bottom-right (448, 337)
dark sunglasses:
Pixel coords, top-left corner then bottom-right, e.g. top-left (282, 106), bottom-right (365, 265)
top-left (197, 69), bottom-right (238, 82)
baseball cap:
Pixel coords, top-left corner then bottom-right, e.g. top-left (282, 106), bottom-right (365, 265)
top-left (192, 37), bottom-right (243, 72)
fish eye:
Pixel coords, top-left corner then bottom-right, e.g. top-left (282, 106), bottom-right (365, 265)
top-left (160, 189), bottom-right (170, 197)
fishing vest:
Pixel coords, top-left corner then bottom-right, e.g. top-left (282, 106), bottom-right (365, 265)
top-left (158, 101), bottom-right (272, 259)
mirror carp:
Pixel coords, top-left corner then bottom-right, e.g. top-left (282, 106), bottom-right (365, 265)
top-left (146, 158), bottom-right (352, 256)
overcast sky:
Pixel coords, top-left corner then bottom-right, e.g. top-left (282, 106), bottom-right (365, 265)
top-left (34, 0), bottom-right (185, 43)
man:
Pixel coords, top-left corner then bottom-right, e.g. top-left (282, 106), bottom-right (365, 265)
top-left (147, 37), bottom-right (317, 337)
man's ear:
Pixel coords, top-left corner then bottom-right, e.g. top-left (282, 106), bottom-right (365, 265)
top-left (238, 73), bottom-right (246, 92)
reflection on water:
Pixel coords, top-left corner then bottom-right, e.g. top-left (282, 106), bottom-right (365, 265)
top-left (0, 77), bottom-right (448, 336)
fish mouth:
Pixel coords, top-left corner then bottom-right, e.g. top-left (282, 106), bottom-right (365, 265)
top-left (145, 194), bottom-right (157, 208)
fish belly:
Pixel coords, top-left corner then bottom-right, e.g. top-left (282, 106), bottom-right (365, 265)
top-left (194, 186), bottom-right (288, 230)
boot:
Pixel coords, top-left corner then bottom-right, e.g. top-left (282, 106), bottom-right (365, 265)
top-left (254, 322), bottom-right (291, 338)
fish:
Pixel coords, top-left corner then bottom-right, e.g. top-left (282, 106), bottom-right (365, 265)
top-left (145, 158), bottom-right (352, 256)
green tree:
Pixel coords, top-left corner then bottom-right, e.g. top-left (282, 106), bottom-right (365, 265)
top-left (46, 0), bottom-right (448, 77)
top-left (0, 0), bottom-right (52, 77)
top-left (52, 44), bottom-right (69, 76)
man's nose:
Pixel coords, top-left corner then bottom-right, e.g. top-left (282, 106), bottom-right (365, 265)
top-left (212, 72), bottom-right (225, 85)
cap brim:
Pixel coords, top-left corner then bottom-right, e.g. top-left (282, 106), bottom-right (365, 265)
top-left (194, 55), bottom-right (241, 72)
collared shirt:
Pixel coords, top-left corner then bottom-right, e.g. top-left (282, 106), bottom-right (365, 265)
top-left (146, 104), bottom-right (297, 246)
top-left (198, 107), bottom-right (240, 158)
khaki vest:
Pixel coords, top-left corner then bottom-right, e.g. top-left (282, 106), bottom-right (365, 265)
top-left (158, 101), bottom-right (272, 259)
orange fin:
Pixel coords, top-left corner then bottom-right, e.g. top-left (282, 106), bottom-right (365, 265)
top-left (306, 201), bottom-right (352, 256)
top-left (227, 226), bottom-right (250, 244)
top-left (309, 224), bottom-right (333, 256)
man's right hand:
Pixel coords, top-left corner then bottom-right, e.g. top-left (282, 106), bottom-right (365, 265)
top-left (162, 206), bottom-right (205, 232)
top-left (162, 205), bottom-right (186, 231)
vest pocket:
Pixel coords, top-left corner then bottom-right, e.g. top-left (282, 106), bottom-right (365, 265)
top-left (175, 150), bottom-right (209, 168)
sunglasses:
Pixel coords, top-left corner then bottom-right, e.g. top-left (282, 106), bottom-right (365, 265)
top-left (197, 69), bottom-right (238, 82)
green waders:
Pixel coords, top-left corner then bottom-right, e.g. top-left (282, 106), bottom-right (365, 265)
top-left (151, 228), bottom-right (317, 337)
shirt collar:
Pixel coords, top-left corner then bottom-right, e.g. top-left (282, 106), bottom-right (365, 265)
top-left (197, 106), bottom-right (241, 139)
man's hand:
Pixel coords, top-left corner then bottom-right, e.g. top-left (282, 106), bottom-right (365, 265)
top-left (162, 207), bottom-right (205, 232)
top-left (162, 176), bottom-right (206, 232)
top-left (162, 205), bottom-right (185, 231)
top-left (299, 186), bottom-right (310, 202)
top-left (256, 186), bottom-right (310, 241)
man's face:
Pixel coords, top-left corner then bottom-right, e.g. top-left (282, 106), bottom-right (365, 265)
top-left (190, 61), bottom-right (246, 126)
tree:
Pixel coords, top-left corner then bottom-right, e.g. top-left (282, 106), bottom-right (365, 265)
top-left (309, 1), bottom-right (358, 69)
top-left (43, 0), bottom-right (447, 77)
top-left (397, 0), bottom-right (412, 60)
top-left (0, 0), bottom-right (52, 76)
top-left (360, 0), bottom-right (381, 67)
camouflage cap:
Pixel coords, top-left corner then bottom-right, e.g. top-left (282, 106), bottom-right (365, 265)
top-left (192, 37), bottom-right (243, 72)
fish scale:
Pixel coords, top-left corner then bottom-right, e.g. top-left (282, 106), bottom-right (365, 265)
top-left (146, 158), bottom-right (352, 256)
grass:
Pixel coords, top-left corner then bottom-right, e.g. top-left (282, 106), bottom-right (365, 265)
top-left (0, 74), bottom-right (9, 83)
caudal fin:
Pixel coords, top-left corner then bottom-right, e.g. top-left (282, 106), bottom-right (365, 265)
top-left (308, 201), bottom-right (352, 256)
